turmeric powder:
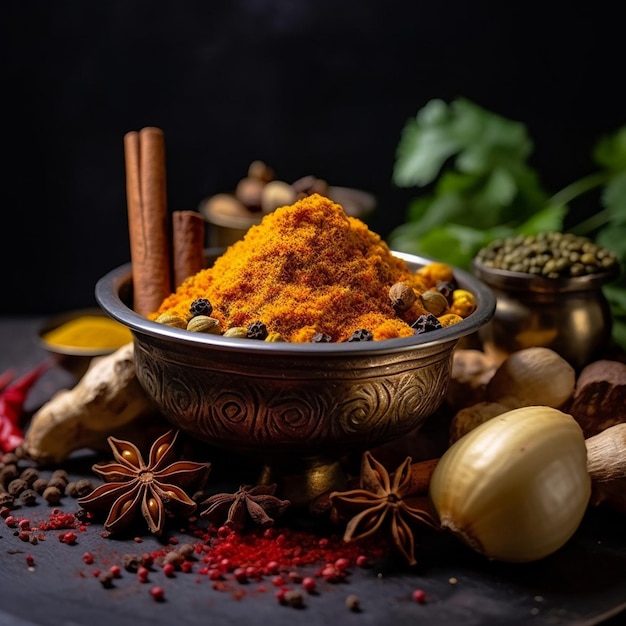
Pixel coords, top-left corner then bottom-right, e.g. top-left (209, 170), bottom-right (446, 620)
top-left (152, 194), bottom-right (471, 342)
top-left (42, 316), bottom-right (133, 351)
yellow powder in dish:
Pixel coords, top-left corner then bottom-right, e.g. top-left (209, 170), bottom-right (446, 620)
top-left (42, 316), bottom-right (133, 351)
top-left (152, 194), bottom-right (460, 342)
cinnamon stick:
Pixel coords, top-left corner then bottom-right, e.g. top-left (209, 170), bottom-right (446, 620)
top-left (408, 457), bottom-right (440, 494)
top-left (172, 210), bottom-right (206, 288)
top-left (124, 127), bottom-right (172, 316)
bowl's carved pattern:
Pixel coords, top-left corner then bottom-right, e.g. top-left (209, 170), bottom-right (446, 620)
top-left (134, 340), bottom-right (452, 454)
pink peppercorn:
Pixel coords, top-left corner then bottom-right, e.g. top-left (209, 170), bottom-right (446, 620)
top-left (412, 589), bottom-right (427, 603)
top-left (137, 567), bottom-right (150, 583)
top-left (150, 586), bottom-right (165, 601)
top-left (275, 587), bottom-right (288, 604)
top-left (288, 571), bottom-right (302, 583)
top-left (356, 555), bottom-right (369, 568)
top-left (25, 555), bottom-right (35, 567)
top-left (233, 567), bottom-right (248, 583)
top-left (82, 552), bottom-right (94, 564)
top-left (334, 557), bottom-right (350, 571)
top-left (208, 568), bottom-right (223, 581)
top-left (162, 563), bottom-right (176, 577)
top-left (110, 565), bottom-right (122, 578)
top-left (302, 577), bottom-right (316, 593)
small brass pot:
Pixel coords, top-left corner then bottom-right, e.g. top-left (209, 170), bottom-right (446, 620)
top-left (472, 260), bottom-right (620, 370)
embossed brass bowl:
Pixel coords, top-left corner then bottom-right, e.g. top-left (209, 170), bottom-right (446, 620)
top-left (95, 250), bottom-right (495, 504)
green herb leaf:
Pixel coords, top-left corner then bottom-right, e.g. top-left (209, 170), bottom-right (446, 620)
top-left (593, 127), bottom-right (626, 171)
top-left (602, 172), bottom-right (626, 226)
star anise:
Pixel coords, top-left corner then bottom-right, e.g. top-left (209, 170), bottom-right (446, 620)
top-left (200, 483), bottom-right (290, 531)
top-left (77, 429), bottom-right (211, 537)
top-left (329, 451), bottom-right (439, 565)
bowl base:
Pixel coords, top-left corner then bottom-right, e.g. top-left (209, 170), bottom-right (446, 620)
top-left (258, 456), bottom-right (348, 507)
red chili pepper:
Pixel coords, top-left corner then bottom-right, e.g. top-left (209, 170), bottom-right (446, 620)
top-left (0, 361), bottom-right (52, 453)
top-left (0, 369), bottom-right (16, 393)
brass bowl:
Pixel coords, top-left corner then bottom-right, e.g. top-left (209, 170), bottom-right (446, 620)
top-left (472, 259), bottom-right (620, 370)
top-left (95, 250), bottom-right (495, 504)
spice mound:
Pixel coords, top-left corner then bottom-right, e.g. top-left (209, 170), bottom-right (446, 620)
top-left (152, 194), bottom-right (473, 342)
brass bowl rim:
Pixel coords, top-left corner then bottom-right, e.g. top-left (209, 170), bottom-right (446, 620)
top-left (472, 258), bottom-right (621, 294)
top-left (95, 250), bottom-right (496, 357)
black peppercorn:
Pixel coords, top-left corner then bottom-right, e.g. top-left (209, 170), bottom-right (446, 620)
top-left (32, 477), bottom-right (49, 494)
top-left (190, 298), bottom-right (213, 317)
top-left (411, 314), bottom-right (443, 334)
top-left (122, 553), bottom-right (142, 572)
top-left (47, 476), bottom-right (68, 491)
top-left (247, 321), bottom-right (268, 340)
top-left (48, 469), bottom-right (69, 490)
top-left (0, 491), bottom-right (14, 506)
top-left (99, 572), bottom-right (115, 588)
top-left (20, 489), bottom-right (38, 506)
top-left (43, 485), bottom-right (62, 505)
top-left (0, 464), bottom-right (19, 487)
top-left (7, 478), bottom-right (28, 496)
top-left (436, 280), bottom-right (458, 304)
top-left (19, 467), bottom-right (39, 486)
top-left (66, 479), bottom-right (95, 498)
top-left (311, 332), bottom-right (333, 343)
top-left (347, 329), bottom-right (373, 342)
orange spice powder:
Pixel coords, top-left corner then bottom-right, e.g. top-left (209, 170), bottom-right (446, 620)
top-left (152, 194), bottom-right (458, 342)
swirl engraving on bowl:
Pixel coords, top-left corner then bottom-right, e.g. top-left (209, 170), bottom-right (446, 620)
top-left (134, 340), bottom-right (452, 455)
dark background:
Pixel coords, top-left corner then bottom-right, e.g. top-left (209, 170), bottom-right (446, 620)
top-left (4, 0), bottom-right (625, 315)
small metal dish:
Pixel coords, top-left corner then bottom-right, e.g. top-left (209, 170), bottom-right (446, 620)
top-left (96, 250), bottom-right (495, 504)
top-left (38, 308), bottom-right (133, 378)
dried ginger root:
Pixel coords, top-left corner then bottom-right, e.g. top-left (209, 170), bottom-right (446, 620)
top-left (585, 423), bottom-right (626, 515)
top-left (21, 343), bottom-right (161, 465)
top-left (448, 401), bottom-right (510, 445)
top-left (445, 349), bottom-right (498, 412)
top-left (567, 360), bottom-right (626, 437)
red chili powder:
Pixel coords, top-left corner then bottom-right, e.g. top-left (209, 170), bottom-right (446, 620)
top-left (195, 525), bottom-right (383, 577)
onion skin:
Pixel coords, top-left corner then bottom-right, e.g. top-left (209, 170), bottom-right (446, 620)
top-left (428, 406), bottom-right (591, 563)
